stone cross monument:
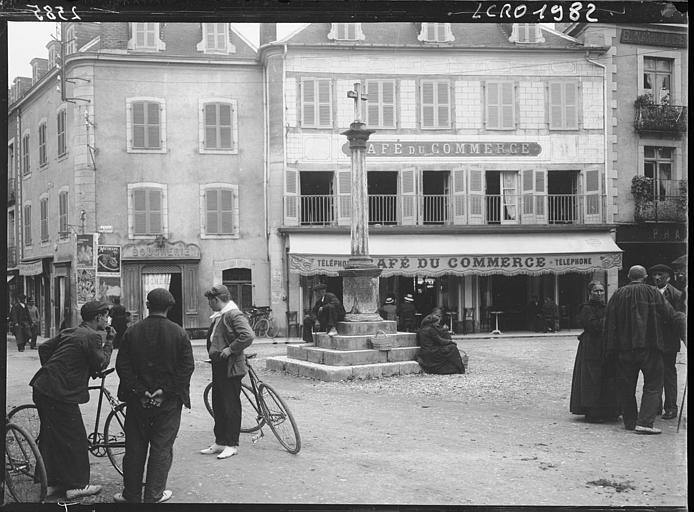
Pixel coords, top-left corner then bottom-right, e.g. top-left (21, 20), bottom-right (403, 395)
top-left (339, 83), bottom-right (382, 322)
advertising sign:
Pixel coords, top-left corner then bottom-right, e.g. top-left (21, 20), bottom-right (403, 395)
top-left (97, 245), bottom-right (121, 274)
top-left (76, 234), bottom-right (96, 268)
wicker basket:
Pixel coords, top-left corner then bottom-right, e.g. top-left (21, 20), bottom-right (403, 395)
top-left (371, 330), bottom-right (394, 351)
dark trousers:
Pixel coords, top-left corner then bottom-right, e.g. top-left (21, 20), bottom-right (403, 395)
top-left (15, 325), bottom-right (31, 351)
top-left (317, 306), bottom-right (341, 332)
top-left (32, 389), bottom-right (90, 489)
top-left (29, 324), bottom-right (40, 348)
top-left (211, 362), bottom-right (242, 446)
top-left (662, 351), bottom-right (678, 412)
top-left (122, 398), bottom-right (182, 503)
top-left (616, 348), bottom-right (664, 428)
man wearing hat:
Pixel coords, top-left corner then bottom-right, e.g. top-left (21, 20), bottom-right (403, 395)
top-left (30, 300), bottom-right (115, 500)
top-left (114, 288), bottom-right (194, 504)
top-left (397, 293), bottom-right (418, 332)
top-left (649, 263), bottom-right (685, 420)
top-left (9, 293), bottom-right (32, 351)
top-left (200, 284), bottom-right (254, 460)
top-left (310, 283), bottom-right (345, 336)
top-left (378, 294), bottom-right (398, 321)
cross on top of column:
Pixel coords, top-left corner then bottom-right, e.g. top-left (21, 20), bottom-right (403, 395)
top-left (347, 82), bottom-right (368, 123)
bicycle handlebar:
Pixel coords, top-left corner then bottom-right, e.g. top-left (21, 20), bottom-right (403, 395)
top-left (94, 367), bottom-right (115, 379)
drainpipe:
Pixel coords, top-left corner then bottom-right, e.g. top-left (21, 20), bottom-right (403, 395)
top-left (16, 107), bottom-right (24, 276)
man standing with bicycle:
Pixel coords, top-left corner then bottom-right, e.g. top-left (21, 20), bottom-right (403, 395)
top-left (29, 300), bottom-right (114, 500)
top-left (114, 288), bottom-right (194, 504)
top-left (201, 284), bottom-right (254, 460)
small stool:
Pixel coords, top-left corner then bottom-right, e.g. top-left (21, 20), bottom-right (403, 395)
top-left (285, 311), bottom-right (301, 338)
top-left (489, 310), bottom-right (503, 335)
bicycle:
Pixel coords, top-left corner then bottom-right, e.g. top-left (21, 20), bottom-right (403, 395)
top-left (4, 417), bottom-right (47, 503)
top-left (244, 306), bottom-right (279, 338)
top-left (202, 353), bottom-right (301, 454)
top-left (6, 367), bottom-right (127, 477)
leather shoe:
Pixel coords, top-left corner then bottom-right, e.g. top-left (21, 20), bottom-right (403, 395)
top-left (662, 409), bottom-right (677, 420)
top-left (200, 443), bottom-right (224, 455)
top-left (635, 425), bottom-right (662, 435)
top-left (624, 421), bottom-right (636, 431)
top-left (217, 446), bottom-right (239, 459)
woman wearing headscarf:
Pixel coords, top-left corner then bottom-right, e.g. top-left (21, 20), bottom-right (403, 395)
top-left (569, 280), bottom-right (620, 422)
top-left (415, 313), bottom-right (465, 374)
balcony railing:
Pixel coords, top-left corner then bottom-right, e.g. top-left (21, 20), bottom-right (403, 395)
top-left (634, 178), bottom-right (687, 223)
top-left (7, 246), bottom-right (17, 267)
top-left (7, 177), bottom-right (16, 204)
top-left (294, 193), bottom-right (605, 226)
top-left (635, 104), bottom-right (688, 134)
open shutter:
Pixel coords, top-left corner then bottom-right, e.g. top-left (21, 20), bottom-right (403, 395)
top-left (336, 169), bottom-right (352, 226)
top-left (521, 169), bottom-right (535, 224)
top-left (122, 264), bottom-right (141, 323)
top-left (382, 81), bottom-right (395, 127)
top-left (452, 167), bottom-right (467, 225)
top-left (467, 166), bottom-right (484, 224)
top-left (284, 168), bottom-right (299, 226)
top-left (534, 169), bottom-right (547, 224)
top-left (583, 168), bottom-right (602, 224)
top-left (399, 167), bottom-right (417, 225)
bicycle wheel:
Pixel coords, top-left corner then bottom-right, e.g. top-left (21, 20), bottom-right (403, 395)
top-left (258, 383), bottom-right (301, 454)
top-left (254, 318), bottom-right (269, 338)
top-left (104, 403), bottom-right (126, 476)
top-left (7, 404), bottom-right (40, 444)
top-left (4, 422), bottom-right (47, 503)
top-left (204, 382), bottom-right (265, 433)
top-left (266, 319), bottom-right (279, 338)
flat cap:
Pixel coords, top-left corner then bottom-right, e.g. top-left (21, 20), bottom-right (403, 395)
top-left (648, 264), bottom-right (674, 276)
top-left (147, 288), bottom-right (175, 307)
top-left (80, 300), bottom-right (111, 318)
top-left (204, 284), bottom-right (230, 298)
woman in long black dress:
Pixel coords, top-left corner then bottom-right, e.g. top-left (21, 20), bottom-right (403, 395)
top-left (416, 313), bottom-right (465, 374)
top-left (569, 280), bottom-right (620, 422)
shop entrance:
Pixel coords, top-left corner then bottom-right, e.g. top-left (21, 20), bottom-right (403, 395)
top-left (488, 275), bottom-right (527, 330)
top-left (141, 266), bottom-right (183, 326)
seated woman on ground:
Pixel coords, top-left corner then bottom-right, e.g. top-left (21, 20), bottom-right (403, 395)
top-left (415, 313), bottom-right (465, 375)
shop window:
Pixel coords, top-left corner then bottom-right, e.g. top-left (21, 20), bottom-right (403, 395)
top-left (199, 100), bottom-right (238, 153)
top-left (420, 80), bottom-right (451, 129)
top-left (223, 268), bottom-right (252, 311)
top-left (197, 23), bottom-right (234, 54)
top-left (301, 78), bottom-right (332, 128)
top-left (328, 23), bottom-right (365, 41)
top-left (485, 81), bottom-right (515, 130)
top-left (548, 82), bottom-right (579, 130)
top-left (38, 121), bottom-right (47, 166)
top-left (365, 80), bottom-right (396, 128)
top-left (418, 23), bottom-right (454, 42)
top-left (22, 132), bottom-right (30, 176)
top-left (643, 57), bottom-right (672, 104)
top-left (57, 108), bottom-right (67, 156)
top-left (59, 190), bottom-right (69, 239)
top-left (128, 184), bottom-right (167, 238)
top-left (126, 98), bottom-right (166, 152)
top-left (200, 184), bottom-right (239, 238)
top-left (23, 203), bottom-right (32, 246)
top-left (644, 146), bottom-right (674, 199)
top-left (128, 23), bottom-right (165, 51)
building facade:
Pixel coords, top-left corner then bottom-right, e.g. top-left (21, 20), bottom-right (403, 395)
top-left (7, 22), bottom-right (267, 336)
top-left (261, 22), bottom-right (623, 334)
top-left (560, 22), bottom-right (688, 288)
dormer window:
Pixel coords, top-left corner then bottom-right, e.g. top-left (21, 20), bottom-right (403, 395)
top-left (128, 23), bottom-right (166, 51)
top-left (509, 23), bottom-right (545, 44)
top-left (197, 23), bottom-right (235, 54)
top-left (327, 23), bottom-right (365, 41)
top-left (418, 23), bottom-right (454, 43)
top-left (65, 25), bottom-right (76, 55)
top-left (48, 46), bottom-right (57, 68)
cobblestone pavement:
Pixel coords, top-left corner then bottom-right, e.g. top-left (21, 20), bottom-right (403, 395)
top-left (4, 335), bottom-right (687, 506)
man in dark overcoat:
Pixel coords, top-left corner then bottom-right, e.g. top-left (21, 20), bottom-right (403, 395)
top-left (649, 264), bottom-right (685, 420)
top-left (9, 294), bottom-right (32, 351)
top-left (311, 283), bottom-right (345, 336)
top-left (604, 265), bottom-right (686, 435)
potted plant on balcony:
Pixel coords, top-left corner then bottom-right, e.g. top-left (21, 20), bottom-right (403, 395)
top-left (634, 93), bottom-right (686, 133)
top-left (631, 175), bottom-right (654, 222)
top-left (631, 175), bottom-right (687, 223)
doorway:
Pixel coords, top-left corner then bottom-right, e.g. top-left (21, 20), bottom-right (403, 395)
top-left (300, 171), bottom-right (334, 225)
top-left (223, 268), bottom-right (253, 310)
top-left (367, 171), bottom-right (398, 225)
top-left (141, 267), bottom-right (183, 326)
top-left (548, 171), bottom-right (579, 224)
top-left (421, 171), bottom-right (450, 224)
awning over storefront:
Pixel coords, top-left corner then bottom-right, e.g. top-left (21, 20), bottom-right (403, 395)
top-left (19, 259), bottom-right (44, 276)
top-left (288, 232), bottom-right (623, 277)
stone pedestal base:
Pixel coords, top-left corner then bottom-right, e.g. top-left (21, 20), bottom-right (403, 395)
top-left (339, 265), bottom-right (382, 323)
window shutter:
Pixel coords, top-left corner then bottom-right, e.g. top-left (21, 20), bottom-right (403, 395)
top-left (467, 167), bottom-right (484, 224)
top-left (149, 189), bottom-right (162, 233)
top-left (206, 24), bottom-right (215, 47)
top-left (549, 83), bottom-right (563, 129)
top-left (302, 80), bottom-right (315, 126)
top-left (584, 168), bottom-right (602, 224)
top-left (148, 102), bottom-right (160, 148)
top-left (336, 170), bottom-right (351, 225)
top-left (437, 81), bottom-right (450, 127)
top-left (284, 168), bottom-right (299, 226)
top-left (521, 169), bottom-right (535, 223)
top-left (146, 24), bottom-right (155, 47)
top-left (501, 82), bottom-right (514, 129)
top-left (221, 189), bottom-right (234, 233)
top-left (399, 167), bottom-right (417, 225)
top-left (486, 82), bottom-right (499, 129)
top-left (220, 104), bottom-right (232, 149)
top-left (565, 83), bottom-right (578, 129)
top-left (452, 167), bottom-right (467, 224)
top-left (133, 102), bottom-right (145, 148)
top-left (318, 80), bottom-right (331, 127)
top-left (204, 104), bottom-right (217, 149)
top-left (382, 81), bottom-right (395, 127)
top-left (206, 189), bottom-right (218, 234)
top-left (422, 82), bottom-right (435, 128)
top-left (367, 81), bottom-right (380, 126)
top-left (534, 170), bottom-right (547, 224)
top-left (133, 189), bottom-right (147, 234)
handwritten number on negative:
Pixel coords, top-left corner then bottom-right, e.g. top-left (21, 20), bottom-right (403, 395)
top-left (27, 5), bottom-right (81, 21)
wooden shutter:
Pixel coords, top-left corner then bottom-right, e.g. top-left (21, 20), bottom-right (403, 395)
top-left (284, 168), bottom-right (299, 226)
top-left (133, 102), bottom-right (145, 148)
top-left (467, 166), bottom-right (484, 224)
top-left (521, 169), bottom-right (535, 224)
top-left (40, 198), bottom-right (48, 241)
top-left (204, 104), bottom-right (217, 149)
top-left (183, 264), bottom-right (200, 328)
top-left (122, 264), bottom-right (141, 323)
top-left (302, 79), bottom-right (315, 126)
top-left (318, 79), bottom-right (332, 127)
top-left (205, 189), bottom-right (219, 234)
top-left (421, 81), bottom-right (435, 128)
top-left (133, 189), bottom-right (147, 234)
top-left (147, 102), bottom-right (160, 149)
top-left (336, 169), bottom-right (352, 225)
top-left (148, 189), bottom-right (162, 233)
top-left (437, 81), bottom-right (450, 127)
top-left (382, 81), bottom-right (395, 127)
top-left (367, 81), bottom-right (380, 126)
top-left (219, 104), bottom-right (232, 149)
top-left (534, 169), bottom-right (547, 224)
top-left (452, 167), bottom-right (467, 225)
top-left (583, 168), bottom-right (602, 224)
top-left (549, 83), bottom-right (563, 129)
top-left (220, 189), bottom-right (234, 233)
top-left (501, 82), bottom-right (514, 129)
top-left (486, 82), bottom-right (499, 128)
top-left (565, 83), bottom-right (578, 129)
top-left (399, 167), bottom-right (417, 225)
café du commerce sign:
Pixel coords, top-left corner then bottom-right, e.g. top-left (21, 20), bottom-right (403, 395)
top-left (342, 140), bottom-right (542, 157)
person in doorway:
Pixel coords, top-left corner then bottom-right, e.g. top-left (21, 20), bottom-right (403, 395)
top-left (200, 284), bottom-right (254, 459)
top-left (648, 264), bottom-right (685, 420)
top-left (9, 294), bottom-right (32, 351)
top-left (541, 296), bottom-right (559, 333)
top-left (109, 296), bottom-right (130, 350)
top-left (27, 296), bottom-right (41, 349)
top-left (311, 283), bottom-right (345, 336)
top-left (526, 296), bottom-right (543, 332)
top-left (569, 281), bottom-right (620, 422)
top-left (397, 293), bottom-right (417, 332)
top-left (415, 313), bottom-right (465, 374)
top-left (604, 265), bottom-right (686, 434)
top-left (29, 300), bottom-right (114, 500)
top-left (114, 288), bottom-right (194, 504)
top-left (378, 295), bottom-right (398, 322)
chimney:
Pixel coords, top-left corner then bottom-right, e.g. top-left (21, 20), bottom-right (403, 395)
top-left (100, 22), bottom-right (129, 50)
top-left (259, 23), bottom-right (277, 46)
top-left (13, 77), bottom-right (33, 98)
top-left (31, 58), bottom-right (49, 84)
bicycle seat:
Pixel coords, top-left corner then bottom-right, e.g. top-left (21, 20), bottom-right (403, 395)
top-left (97, 367), bottom-right (115, 378)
